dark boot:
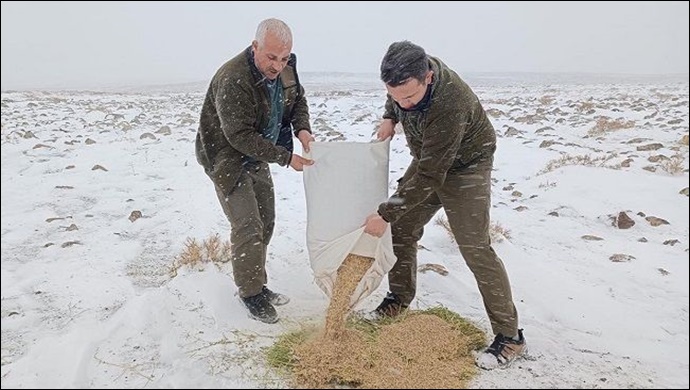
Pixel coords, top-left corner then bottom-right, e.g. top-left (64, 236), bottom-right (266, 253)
top-left (359, 292), bottom-right (409, 321)
top-left (261, 286), bottom-right (290, 306)
top-left (241, 292), bottom-right (278, 324)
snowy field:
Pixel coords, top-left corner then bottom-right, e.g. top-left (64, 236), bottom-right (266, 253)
top-left (2, 72), bottom-right (688, 388)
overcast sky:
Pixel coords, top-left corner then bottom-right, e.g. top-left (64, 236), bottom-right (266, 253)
top-left (1, 1), bottom-right (688, 90)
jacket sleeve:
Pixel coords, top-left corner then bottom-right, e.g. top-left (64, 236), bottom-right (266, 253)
top-left (382, 95), bottom-right (398, 122)
top-left (215, 80), bottom-right (292, 167)
top-left (378, 108), bottom-right (468, 223)
top-left (291, 84), bottom-right (311, 135)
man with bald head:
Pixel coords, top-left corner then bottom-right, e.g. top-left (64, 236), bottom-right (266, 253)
top-left (196, 18), bottom-right (314, 324)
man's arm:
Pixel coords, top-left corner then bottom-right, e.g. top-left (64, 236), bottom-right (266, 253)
top-left (378, 109), bottom-right (468, 223)
top-left (382, 95), bottom-right (398, 123)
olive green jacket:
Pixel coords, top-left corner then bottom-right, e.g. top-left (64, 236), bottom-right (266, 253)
top-left (195, 47), bottom-right (311, 192)
top-left (378, 56), bottom-right (496, 223)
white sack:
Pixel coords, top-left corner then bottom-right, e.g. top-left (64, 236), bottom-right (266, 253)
top-left (303, 140), bottom-right (397, 308)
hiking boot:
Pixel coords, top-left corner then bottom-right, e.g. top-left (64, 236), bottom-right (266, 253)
top-left (261, 286), bottom-right (290, 306)
top-left (475, 329), bottom-right (527, 369)
top-left (360, 292), bottom-right (408, 321)
top-left (241, 292), bottom-right (278, 324)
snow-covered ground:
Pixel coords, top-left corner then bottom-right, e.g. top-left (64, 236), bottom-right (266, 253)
top-left (2, 73), bottom-right (688, 388)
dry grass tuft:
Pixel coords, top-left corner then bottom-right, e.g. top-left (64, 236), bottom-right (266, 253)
top-left (435, 214), bottom-right (455, 242)
top-left (170, 234), bottom-right (231, 277)
top-left (660, 154), bottom-right (686, 175)
top-left (538, 180), bottom-right (558, 189)
top-left (538, 153), bottom-right (617, 175)
top-left (436, 215), bottom-right (511, 243)
top-left (489, 222), bottom-right (512, 243)
top-left (539, 95), bottom-right (555, 106)
top-left (587, 116), bottom-right (635, 136)
top-left (575, 100), bottom-right (596, 113)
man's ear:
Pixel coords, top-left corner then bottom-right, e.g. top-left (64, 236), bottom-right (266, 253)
top-left (251, 40), bottom-right (259, 52)
top-left (425, 70), bottom-right (434, 84)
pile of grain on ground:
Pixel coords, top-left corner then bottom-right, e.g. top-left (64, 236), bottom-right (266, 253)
top-left (292, 313), bottom-right (479, 388)
top-left (268, 253), bottom-right (484, 388)
top-left (324, 253), bottom-right (374, 338)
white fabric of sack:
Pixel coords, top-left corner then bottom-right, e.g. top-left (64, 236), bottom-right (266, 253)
top-left (303, 140), bottom-right (397, 308)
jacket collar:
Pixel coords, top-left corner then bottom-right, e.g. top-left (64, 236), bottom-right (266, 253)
top-left (244, 46), bottom-right (269, 87)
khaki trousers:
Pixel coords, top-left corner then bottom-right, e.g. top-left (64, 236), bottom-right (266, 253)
top-left (214, 163), bottom-right (275, 298)
top-left (388, 155), bottom-right (519, 336)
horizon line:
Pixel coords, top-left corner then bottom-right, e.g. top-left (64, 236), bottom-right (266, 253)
top-left (3, 71), bottom-right (689, 93)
